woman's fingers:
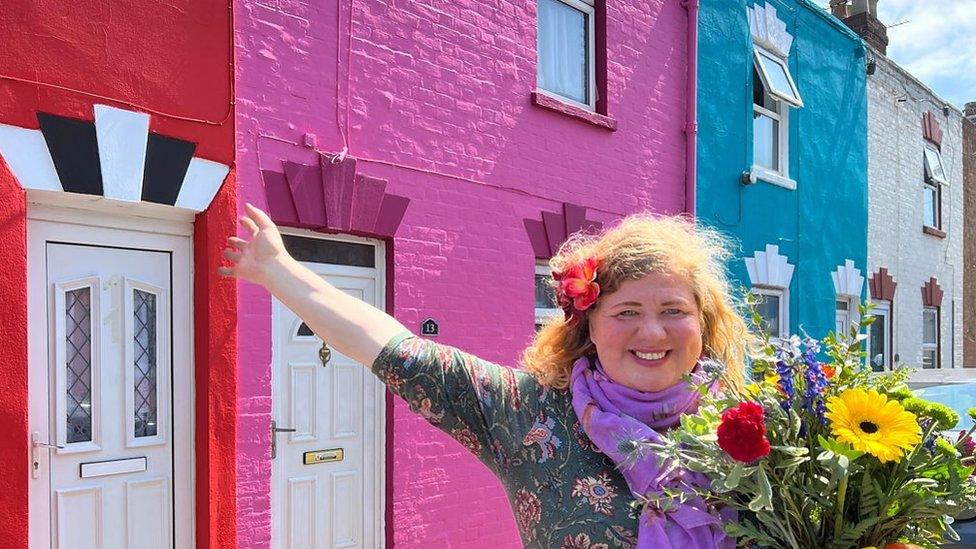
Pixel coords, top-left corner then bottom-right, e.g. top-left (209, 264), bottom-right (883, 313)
top-left (241, 216), bottom-right (259, 236)
top-left (227, 236), bottom-right (248, 250)
top-left (222, 248), bottom-right (243, 263)
top-left (245, 203), bottom-right (276, 229)
top-left (217, 266), bottom-right (236, 277)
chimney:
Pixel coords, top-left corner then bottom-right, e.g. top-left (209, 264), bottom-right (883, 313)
top-left (829, 0), bottom-right (849, 18)
top-left (834, 0), bottom-right (889, 55)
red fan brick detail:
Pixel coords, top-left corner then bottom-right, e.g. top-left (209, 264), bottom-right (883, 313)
top-left (922, 276), bottom-right (944, 307)
top-left (868, 267), bottom-right (897, 301)
top-left (923, 111), bottom-right (943, 149)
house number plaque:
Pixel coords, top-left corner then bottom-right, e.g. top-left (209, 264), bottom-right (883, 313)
top-left (303, 448), bottom-right (344, 465)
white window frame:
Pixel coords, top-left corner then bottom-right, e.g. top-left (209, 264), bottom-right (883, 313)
top-left (535, 263), bottom-right (562, 329)
top-left (835, 298), bottom-right (853, 342)
top-left (753, 47), bottom-right (804, 108)
top-left (751, 46), bottom-right (795, 190)
top-left (536, 0), bottom-right (598, 111)
top-left (923, 144), bottom-right (948, 185)
top-left (867, 300), bottom-right (892, 371)
top-left (752, 286), bottom-right (789, 340)
top-left (922, 306), bottom-right (939, 369)
top-left (922, 144), bottom-right (944, 229)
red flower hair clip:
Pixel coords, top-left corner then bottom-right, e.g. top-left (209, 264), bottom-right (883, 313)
top-left (552, 256), bottom-right (602, 322)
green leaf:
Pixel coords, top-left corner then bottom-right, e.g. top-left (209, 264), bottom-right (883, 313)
top-left (818, 435), bottom-right (865, 461)
top-left (773, 445), bottom-right (809, 457)
top-left (748, 466), bottom-right (774, 512)
top-left (725, 462), bottom-right (745, 490)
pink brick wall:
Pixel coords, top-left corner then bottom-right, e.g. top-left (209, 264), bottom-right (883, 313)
top-left (234, 0), bottom-right (689, 546)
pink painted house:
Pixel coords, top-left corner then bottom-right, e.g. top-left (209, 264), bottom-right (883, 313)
top-left (234, 0), bottom-right (699, 546)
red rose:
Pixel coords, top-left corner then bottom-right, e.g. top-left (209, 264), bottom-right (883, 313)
top-left (717, 401), bottom-right (771, 463)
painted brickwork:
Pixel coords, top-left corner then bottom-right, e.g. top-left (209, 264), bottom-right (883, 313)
top-left (963, 104), bottom-right (976, 368)
top-left (697, 0), bottom-right (869, 338)
top-left (865, 52), bottom-right (965, 369)
top-left (234, 0), bottom-right (691, 546)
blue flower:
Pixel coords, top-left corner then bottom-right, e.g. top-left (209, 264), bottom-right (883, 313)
top-left (775, 359), bottom-right (795, 411)
top-left (800, 339), bottom-right (829, 425)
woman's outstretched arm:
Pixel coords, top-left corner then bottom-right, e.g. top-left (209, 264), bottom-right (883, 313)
top-left (219, 203), bottom-right (409, 366)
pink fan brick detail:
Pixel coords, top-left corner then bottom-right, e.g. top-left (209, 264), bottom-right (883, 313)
top-left (262, 152), bottom-right (409, 238)
top-left (523, 203), bottom-right (604, 259)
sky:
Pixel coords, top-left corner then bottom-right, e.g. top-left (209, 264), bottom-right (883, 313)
top-left (812, 0), bottom-right (976, 109)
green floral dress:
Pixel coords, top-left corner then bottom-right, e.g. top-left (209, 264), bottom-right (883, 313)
top-left (371, 333), bottom-right (640, 548)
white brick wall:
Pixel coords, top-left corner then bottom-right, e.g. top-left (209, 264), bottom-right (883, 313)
top-left (867, 51), bottom-right (965, 370)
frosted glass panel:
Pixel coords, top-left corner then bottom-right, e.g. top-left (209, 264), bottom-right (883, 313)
top-left (66, 288), bottom-right (93, 444)
top-left (133, 289), bottom-right (158, 438)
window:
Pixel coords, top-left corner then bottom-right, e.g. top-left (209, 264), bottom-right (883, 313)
top-left (753, 287), bottom-right (787, 339)
top-left (868, 301), bottom-right (891, 371)
top-left (924, 145), bottom-right (948, 185)
top-left (835, 299), bottom-right (852, 342)
top-left (922, 307), bottom-right (939, 369)
top-left (535, 263), bottom-right (561, 331)
top-left (753, 48), bottom-right (803, 107)
top-left (751, 45), bottom-right (801, 186)
top-left (922, 145), bottom-right (945, 230)
top-left (537, 0), bottom-right (596, 110)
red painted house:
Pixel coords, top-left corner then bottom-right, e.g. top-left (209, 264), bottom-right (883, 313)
top-left (0, 2), bottom-right (237, 547)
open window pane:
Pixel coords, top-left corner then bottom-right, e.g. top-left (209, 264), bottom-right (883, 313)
top-left (922, 349), bottom-right (937, 369)
top-left (537, 0), bottom-right (590, 105)
top-left (754, 49), bottom-right (803, 107)
top-left (923, 185), bottom-right (938, 228)
top-left (924, 146), bottom-right (947, 184)
top-left (753, 112), bottom-right (778, 170)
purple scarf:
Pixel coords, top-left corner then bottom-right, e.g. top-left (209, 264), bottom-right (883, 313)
top-left (570, 356), bottom-right (735, 549)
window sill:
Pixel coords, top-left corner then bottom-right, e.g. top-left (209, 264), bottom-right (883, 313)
top-left (531, 91), bottom-right (617, 131)
top-left (922, 225), bottom-right (946, 238)
top-left (749, 166), bottom-right (797, 190)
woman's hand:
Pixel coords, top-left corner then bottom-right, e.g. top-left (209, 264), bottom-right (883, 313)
top-left (216, 203), bottom-right (409, 366)
top-left (218, 203), bottom-right (290, 287)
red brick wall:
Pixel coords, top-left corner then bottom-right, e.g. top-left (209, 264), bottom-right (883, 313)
top-left (963, 107), bottom-right (976, 367)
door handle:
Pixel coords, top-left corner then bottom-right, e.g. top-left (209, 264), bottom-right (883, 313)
top-left (270, 420), bottom-right (297, 460)
top-left (31, 432), bottom-right (64, 479)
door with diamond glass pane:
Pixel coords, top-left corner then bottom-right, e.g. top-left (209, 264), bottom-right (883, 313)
top-left (40, 242), bottom-right (174, 549)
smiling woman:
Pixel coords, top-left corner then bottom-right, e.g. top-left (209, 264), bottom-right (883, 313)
top-left (221, 206), bottom-right (753, 548)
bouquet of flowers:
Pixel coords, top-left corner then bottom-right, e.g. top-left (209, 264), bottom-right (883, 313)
top-left (630, 306), bottom-right (976, 548)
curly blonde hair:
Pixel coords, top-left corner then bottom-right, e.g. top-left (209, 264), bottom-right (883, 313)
top-left (522, 214), bottom-right (751, 390)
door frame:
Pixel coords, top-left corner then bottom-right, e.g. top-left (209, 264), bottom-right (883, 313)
top-left (27, 203), bottom-right (195, 548)
top-left (270, 227), bottom-right (387, 548)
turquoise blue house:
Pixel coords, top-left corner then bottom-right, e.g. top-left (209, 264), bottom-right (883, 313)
top-left (697, 0), bottom-right (869, 341)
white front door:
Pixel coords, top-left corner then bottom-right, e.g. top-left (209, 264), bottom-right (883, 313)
top-left (28, 217), bottom-right (193, 549)
top-left (271, 237), bottom-right (386, 549)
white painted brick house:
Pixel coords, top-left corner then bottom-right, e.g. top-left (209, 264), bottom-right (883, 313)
top-left (865, 50), bottom-right (965, 371)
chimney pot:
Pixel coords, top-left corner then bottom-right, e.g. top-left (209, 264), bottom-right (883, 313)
top-left (965, 102), bottom-right (976, 120)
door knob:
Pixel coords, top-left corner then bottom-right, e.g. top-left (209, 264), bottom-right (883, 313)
top-left (31, 432), bottom-right (63, 479)
top-left (270, 420), bottom-right (297, 460)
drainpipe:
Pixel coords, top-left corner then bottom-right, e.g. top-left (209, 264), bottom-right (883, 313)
top-left (682, 0), bottom-right (699, 217)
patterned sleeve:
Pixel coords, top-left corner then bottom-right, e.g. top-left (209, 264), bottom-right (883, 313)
top-left (370, 332), bottom-right (541, 473)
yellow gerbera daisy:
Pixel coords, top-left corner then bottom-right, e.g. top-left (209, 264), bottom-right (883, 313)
top-left (826, 388), bottom-right (922, 463)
